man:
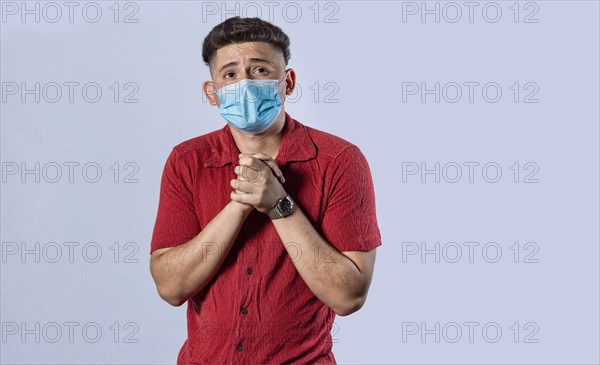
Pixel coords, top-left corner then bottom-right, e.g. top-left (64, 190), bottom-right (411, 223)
top-left (150, 16), bottom-right (382, 365)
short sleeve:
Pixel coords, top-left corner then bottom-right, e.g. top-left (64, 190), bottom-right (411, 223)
top-left (320, 146), bottom-right (382, 252)
top-left (150, 148), bottom-right (201, 253)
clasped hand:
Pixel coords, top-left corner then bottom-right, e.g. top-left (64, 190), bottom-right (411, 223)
top-left (230, 153), bottom-right (287, 214)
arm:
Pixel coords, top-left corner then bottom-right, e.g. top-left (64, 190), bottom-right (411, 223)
top-left (150, 148), bottom-right (287, 307)
top-left (271, 206), bottom-right (377, 316)
top-left (231, 151), bottom-right (380, 316)
top-left (150, 201), bottom-right (251, 306)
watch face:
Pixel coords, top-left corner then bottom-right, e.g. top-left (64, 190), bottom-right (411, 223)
top-left (278, 197), bottom-right (293, 214)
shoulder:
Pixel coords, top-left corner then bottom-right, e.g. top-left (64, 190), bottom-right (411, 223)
top-left (304, 124), bottom-right (361, 162)
top-left (171, 129), bottom-right (221, 158)
top-left (160, 128), bottom-right (223, 175)
top-left (299, 122), bottom-right (372, 177)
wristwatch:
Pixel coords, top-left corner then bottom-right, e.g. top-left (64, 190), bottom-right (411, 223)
top-left (267, 195), bottom-right (295, 219)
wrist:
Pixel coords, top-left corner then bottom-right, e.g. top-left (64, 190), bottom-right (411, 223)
top-left (228, 200), bottom-right (253, 218)
top-left (266, 194), bottom-right (295, 219)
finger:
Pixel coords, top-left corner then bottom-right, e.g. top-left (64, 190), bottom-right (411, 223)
top-left (234, 165), bottom-right (251, 182)
top-left (236, 164), bottom-right (262, 182)
top-left (239, 156), bottom-right (277, 176)
top-left (231, 191), bottom-right (255, 205)
top-left (230, 178), bottom-right (258, 194)
top-left (238, 156), bottom-right (262, 167)
top-left (260, 159), bottom-right (285, 184)
top-left (239, 154), bottom-right (285, 184)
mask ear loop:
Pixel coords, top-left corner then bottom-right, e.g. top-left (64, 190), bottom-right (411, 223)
top-left (277, 69), bottom-right (291, 99)
top-left (278, 68), bottom-right (290, 85)
top-left (206, 81), bottom-right (222, 100)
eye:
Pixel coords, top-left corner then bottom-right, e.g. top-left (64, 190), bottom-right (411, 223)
top-left (254, 67), bottom-right (269, 75)
top-left (224, 72), bottom-right (235, 79)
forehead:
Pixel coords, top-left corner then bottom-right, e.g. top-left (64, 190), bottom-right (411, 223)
top-left (213, 42), bottom-right (284, 67)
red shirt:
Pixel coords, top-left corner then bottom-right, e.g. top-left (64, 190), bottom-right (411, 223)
top-left (151, 112), bottom-right (382, 365)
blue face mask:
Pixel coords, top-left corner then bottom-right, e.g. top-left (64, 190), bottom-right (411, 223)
top-left (216, 76), bottom-right (286, 135)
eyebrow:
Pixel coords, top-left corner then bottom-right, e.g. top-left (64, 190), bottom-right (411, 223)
top-left (217, 58), bottom-right (275, 73)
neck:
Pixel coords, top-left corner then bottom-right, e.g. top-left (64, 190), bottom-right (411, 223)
top-left (229, 113), bottom-right (286, 158)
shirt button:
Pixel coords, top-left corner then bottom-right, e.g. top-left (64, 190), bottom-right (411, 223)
top-left (247, 232), bottom-right (255, 239)
top-left (241, 307), bottom-right (248, 315)
top-left (246, 268), bottom-right (253, 275)
top-left (236, 343), bottom-right (243, 352)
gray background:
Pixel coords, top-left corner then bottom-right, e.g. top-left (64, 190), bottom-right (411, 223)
top-left (1, 1), bottom-right (599, 364)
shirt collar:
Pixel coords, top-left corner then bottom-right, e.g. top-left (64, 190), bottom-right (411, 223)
top-left (204, 112), bottom-right (317, 168)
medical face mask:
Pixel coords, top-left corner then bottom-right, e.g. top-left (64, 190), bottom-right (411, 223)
top-left (215, 76), bottom-right (286, 135)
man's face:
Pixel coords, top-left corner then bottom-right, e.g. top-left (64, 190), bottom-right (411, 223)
top-left (204, 41), bottom-right (294, 107)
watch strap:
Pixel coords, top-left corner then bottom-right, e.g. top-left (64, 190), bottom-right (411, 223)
top-left (267, 206), bottom-right (283, 219)
top-left (267, 195), bottom-right (293, 219)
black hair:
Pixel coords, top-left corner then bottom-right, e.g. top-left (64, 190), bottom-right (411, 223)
top-left (202, 17), bottom-right (291, 68)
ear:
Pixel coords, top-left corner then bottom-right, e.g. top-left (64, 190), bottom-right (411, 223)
top-left (284, 68), bottom-right (296, 96)
top-left (203, 81), bottom-right (219, 106)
